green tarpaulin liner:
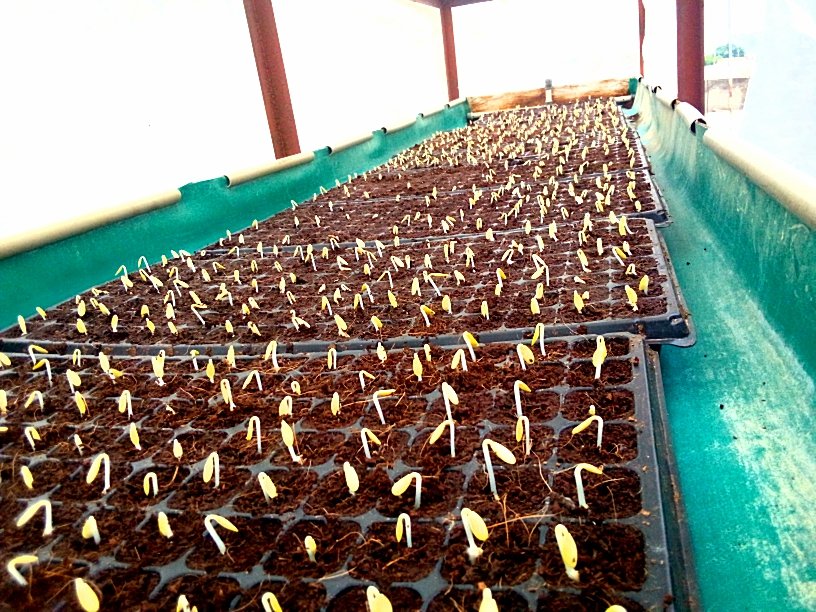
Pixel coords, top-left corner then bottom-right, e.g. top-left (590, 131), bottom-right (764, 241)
top-left (630, 84), bottom-right (816, 610)
top-left (0, 102), bottom-right (468, 329)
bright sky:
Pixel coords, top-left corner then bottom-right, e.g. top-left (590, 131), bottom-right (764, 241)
top-left (0, 0), bottom-right (778, 242)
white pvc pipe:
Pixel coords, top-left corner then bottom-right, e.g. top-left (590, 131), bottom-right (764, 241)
top-left (0, 189), bottom-right (181, 260)
top-left (704, 128), bottom-right (816, 229)
top-left (226, 151), bottom-right (315, 187)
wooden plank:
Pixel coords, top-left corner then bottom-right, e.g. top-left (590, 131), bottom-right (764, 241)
top-left (468, 78), bottom-right (632, 112)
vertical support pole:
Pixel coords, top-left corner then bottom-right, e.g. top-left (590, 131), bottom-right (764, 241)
top-left (676, 0), bottom-right (705, 112)
top-left (638, 0), bottom-right (646, 77)
top-left (243, 0), bottom-right (301, 158)
top-left (440, 5), bottom-right (459, 101)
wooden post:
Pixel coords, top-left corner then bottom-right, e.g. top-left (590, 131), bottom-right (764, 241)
top-left (243, 0), bottom-right (301, 158)
top-left (676, 0), bottom-right (705, 112)
top-left (638, 0), bottom-right (646, 77)
top-left (440, 5), bottom-right (460, 101)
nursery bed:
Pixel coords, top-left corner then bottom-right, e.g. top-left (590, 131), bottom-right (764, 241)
top-left (0, 334), bottom-right (687, 609)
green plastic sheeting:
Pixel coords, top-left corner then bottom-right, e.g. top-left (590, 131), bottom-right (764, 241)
top-left (0, 102), bottom-right (469, 330)
top-left (631, 85), bottom-right (816, 610)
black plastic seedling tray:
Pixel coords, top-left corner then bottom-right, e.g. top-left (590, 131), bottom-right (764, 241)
top-left (0, 333), bottom-right (691, 609)
top-left (2, 215), bottom-right (692, 357)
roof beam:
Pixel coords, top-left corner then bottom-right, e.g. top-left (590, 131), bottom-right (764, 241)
top-left (243, 0), bottom-right (301, 158)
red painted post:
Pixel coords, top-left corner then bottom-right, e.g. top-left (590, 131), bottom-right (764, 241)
top-left (639, 0), bottom-right (646, 77)
top-left (243, 0), bottom-right (301, 158)
top-left (440, 5), bottom-right (460, 101)
top-left (676, 0), bottom-right (705, 112)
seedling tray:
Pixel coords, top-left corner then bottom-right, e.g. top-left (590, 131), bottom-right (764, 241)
top-left (0, 333), bottom-right (690, 609)
top-left (2, 215), bottom-right (692, 356)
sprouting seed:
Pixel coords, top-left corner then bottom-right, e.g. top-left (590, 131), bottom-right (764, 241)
top-left (261, 592), bottom-right (283, 612)
top-left (625, 285), bottom-right (638, 311)
top-left (258, 472), bottom-right (278, 502)
top-left (6, 554), bottom-right (39, 586)
top-left (372, 389), bottom-right (396, 424)
top-left (366, 586), bottom-right (393, 612)
top-left (172, 439), bottom-right (183, 459)
top-left (16, 499), bottom-right (53, 537)
top-left (304, 535), bottom-right (317, 562)
top-left (371, 315), bottom-right (383, 331)
top-left (516, 415), bottom-right (532, 455)
top-left (360, 428), bottom-right (381, 459)
top-left (441, 382), bottom-right (459, 423)
top-left (396, 513), bottom-right (413, 548)
top-left (480, 301), bottom-right (489, 320)
top-left (530, 322), bottom-right (547, 356)
top-left (86, 453), bottom-right (111, 493)
top-left (220, 379), bottom-right (236, 410)
top-left (429, 418), bottom-right (456, 457)
top-left (204, 514), bottom-right (238, 555)
top-left (143, 471), bottom-right (159, 497)
top-left (419, 304), bottom-right (435, 327)
top-left (461, 507), bottom-right (489, 562)
top-left (264, 340), bottom-right (281, 371)
top-left (574, 463), bottom-right (604, 508)
top-left (203, 451), bottom-right (221, 488)
top-left (74, 391), bottom-right (89, 417)
top-left (592, 336), bottom-right (607, 379)
top-left (151, 351), bottom-right (166, 386)
top-left (74, 577), bottom-right (101, 612)
top-left (412, 353), bottom-right (423, 381)
top-left (482, 439), bottom-right (516, 500)
top-left (343, 461), bottom-right (359, 495)
top-left (17, 315), bottom-right (27, 335)
top-left (81, 515), bottom-right (101, 545)
top-left (281, 420), bottom-right (302, 463)
top-left (451, 348), bottom-right (468, 372)
top-left (128, 422), bottom-right (141, 450)
top-left (516, 343), bottom-right (535, 370)
top-left (358, 370), bottom-right (375, 391)
top-left (573, 290), bottom-right (585, 313)
top-left (639, 274), bottom-right (650, 294)
top-left (23, 426), bottom-right (40, 451)
top-left (462, 331), bottom-right (478, 361)
top-left (67, 369), bottom-right (82, 393)
top-left (327, 347), bottom-right (337, 370)
top-left (391, 472), bottom-right (422, 509)
top-left (480, 587), bottom-right (499, 612)
top-left (279, 395), bottom-right (293, 416)
top-left (20, 465), bottom-right (34, 489)
top-left (376, 342), bottom-right (388, 362)
top-left (554, 523), bottom-right (580, 581)
top-left (573, 405), bottom-right (604, 447)
top-left (74, 434), bottom-right (84, 455)
top-left (246, 415), bottom-right (263, 454)
top-left (513, 380), bottom-right (531, 417)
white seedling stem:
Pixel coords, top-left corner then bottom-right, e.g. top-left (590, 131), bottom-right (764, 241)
top-left (574, 463), bottom-right (603, 509)
top-left (86, 452), bottom-right (111, 493)
top-left (372, 390), bottom-right (395, 425)
top-left (513, 380), bottom-right (530, 418)
top-left (16, 499), bottom-right (53, 537)
top-left (204, 514), bottom-right (237, 555)
top-left (573, 414), bottom-right (604, 448)
top-left (6, 555), bottom-right (39, 586)
top-left (247, 415), bottom-right (262, 454)
top-left (397, 513), bottom-right (413, 548)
